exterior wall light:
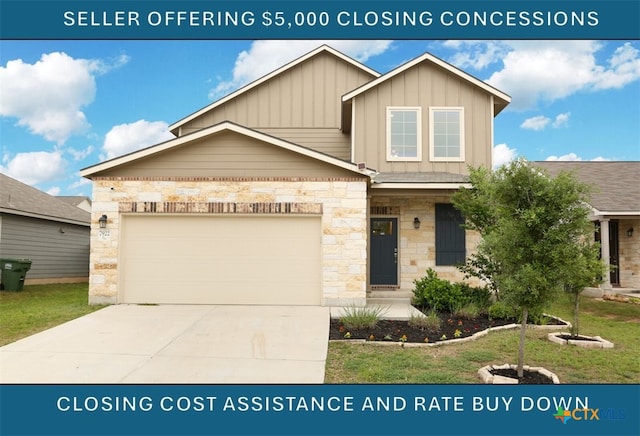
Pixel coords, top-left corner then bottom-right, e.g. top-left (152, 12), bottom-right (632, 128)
top-left (413, 217), bottom-right (421, 229)
top-left (99, 214), bottom-right (108, 229)
top-left (628, 227), bottom-right (634, 237)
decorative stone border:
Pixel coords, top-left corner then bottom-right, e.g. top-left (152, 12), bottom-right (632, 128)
top-left (329, 314), bottom-right (571, 349)
top-left (547, 332), bottom-right (614, 349)
top-left (478, 363), bottom-right (560, 384)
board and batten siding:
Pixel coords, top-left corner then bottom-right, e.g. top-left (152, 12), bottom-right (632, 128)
top-left (101, 130), bottom-right (357, 178)
top-left (0, 214), bottom-right (89, 280)
top-left (352, 61), bottom-right (493, 174)
top-left (178, 52), bottom-right (375, 154)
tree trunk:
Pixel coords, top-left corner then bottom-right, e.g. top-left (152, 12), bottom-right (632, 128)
top-left (518, 307), bottom-right (528, 378)
top-left (573, 294), bottom-right (580, 337)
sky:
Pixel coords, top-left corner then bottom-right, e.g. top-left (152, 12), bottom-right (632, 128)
top-left (1, 39), bottom-right (639, 198)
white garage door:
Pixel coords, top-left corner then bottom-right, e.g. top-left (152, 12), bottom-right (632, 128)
top-left (120, 215), bottom-right (321, 305)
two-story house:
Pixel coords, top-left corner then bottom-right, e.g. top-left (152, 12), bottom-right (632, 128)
top-left (81, 45), bottom-right (511, 306)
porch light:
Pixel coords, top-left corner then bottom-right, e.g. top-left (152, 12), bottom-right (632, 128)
top-left (413, 217), bottom-right (421, 229)
top-left (628, 227), bottom-right (634, 237)
top-left (98, 214), bottom-right (108, 229)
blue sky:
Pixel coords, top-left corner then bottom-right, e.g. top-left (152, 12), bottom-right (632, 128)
top-left (1, 40), bottom-right (639, 198)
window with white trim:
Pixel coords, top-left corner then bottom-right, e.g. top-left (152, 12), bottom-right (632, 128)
top-left (387, 107), bottom-right (422, 161)
top-left (429, 107), bottom-right (465, 162)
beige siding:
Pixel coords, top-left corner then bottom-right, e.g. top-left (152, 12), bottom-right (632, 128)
top-left (95, 131), bottom-right (358, 178)
top-left (179, 52), bottom-right (375, 150)
top-left (258, 128), bottom-right (351, 160)
top-left (353, 61), bottom-right (493, 174)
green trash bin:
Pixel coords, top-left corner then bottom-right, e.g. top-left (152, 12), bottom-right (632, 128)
top-left (0, 258), bottom-right (32, 291)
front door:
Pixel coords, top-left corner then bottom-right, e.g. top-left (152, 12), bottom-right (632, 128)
top-left (610, 220), bottom-right (620, 286)
top-left (370, 218), bottom-right (398, 285)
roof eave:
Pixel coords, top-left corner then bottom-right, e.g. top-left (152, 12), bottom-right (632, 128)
top-left (342, 52), bottom-right (511, 112)
top-left (371, 182), bottom-right (472, 190)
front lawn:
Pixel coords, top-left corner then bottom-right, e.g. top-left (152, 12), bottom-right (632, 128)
top-left (325, 295), bottom-right (640, 384)
top-left (0, 283), bottom-right (103, 346)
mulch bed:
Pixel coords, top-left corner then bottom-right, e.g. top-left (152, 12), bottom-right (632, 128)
top-left (329, 312), bottom-right (566, 344)
top-left (490, 368), bottom-right (555, 384)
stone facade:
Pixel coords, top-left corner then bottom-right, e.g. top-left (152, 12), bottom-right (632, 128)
top-left (370, 194), bottom-right (482, 291)
top-left (618, 218), bottom-right (640, 289)
top-left (89, 177), bottom-right (368, 306)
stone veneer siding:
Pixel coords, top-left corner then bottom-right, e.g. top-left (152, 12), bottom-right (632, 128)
top-left (370, 194), bottom-right (482, 290)
top-left (89, 177), bottom-right (368, 306)
top-left (618, 218), bottom-right (640, 289)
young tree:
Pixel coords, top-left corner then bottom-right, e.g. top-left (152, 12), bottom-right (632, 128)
top-left (563, 242), bottom-right (606, 338)
top-left (453, 158), bottom-right (598, 378)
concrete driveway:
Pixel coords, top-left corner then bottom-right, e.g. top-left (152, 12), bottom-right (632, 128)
top-left (0, 304), bottom-right (329, 384)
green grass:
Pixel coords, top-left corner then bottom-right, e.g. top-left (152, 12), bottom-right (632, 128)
top-left (0, 283), bottom-right (103, 346)
top-left (325, 295), bottom-right (640, 384)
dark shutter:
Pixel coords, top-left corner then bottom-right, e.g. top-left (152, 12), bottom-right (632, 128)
top-left (435, 203), bottom-right (465, 266)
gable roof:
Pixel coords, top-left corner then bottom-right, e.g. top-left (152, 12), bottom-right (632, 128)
top-left (341, 51), bottom-right (511, 115)
top-left (534, 161), bottom-right (640, 215)
top-left (0, 173), bottom-right (90, 226)
top-left (57, 196), bottom-right (92, 207)
top-left (81, 121), bottom-right (373, 178)
top-left (168, 45), bottom-right (381, 136)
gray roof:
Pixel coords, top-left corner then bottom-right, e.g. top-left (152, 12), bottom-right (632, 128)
top-left (0, 173), bottom-right (90, 226)
top-left (57, 196), bottom-right (92, 207)
top-left (533, 161), bottom-right (640, 213)
top-left (373, 172), bottom-right (470, 184)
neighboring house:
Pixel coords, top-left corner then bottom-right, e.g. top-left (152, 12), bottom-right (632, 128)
top-left (81, 45), bottom-right (511, 306)
top-left (0, 173), bottom-right (90, 284)
top-left (534, 161), bottom-right (640, 292)
top-left (57, 196), bottom-right (93, 213)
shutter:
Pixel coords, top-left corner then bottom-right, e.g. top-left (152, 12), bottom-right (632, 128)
top-left (435, 203), bottom-right (466, 265)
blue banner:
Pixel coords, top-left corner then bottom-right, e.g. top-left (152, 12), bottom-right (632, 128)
top-left (0, 384), bottom-right (638, 435)
top-left (0, 0), bottom-right (638, 39)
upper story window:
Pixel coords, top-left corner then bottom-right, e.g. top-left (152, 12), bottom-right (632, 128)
top-left (387, 107), bottom-right (422, 161)
top-left (429, 107), bottom-right (465, 162)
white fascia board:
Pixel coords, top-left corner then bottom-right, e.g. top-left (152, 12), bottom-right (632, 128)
top-left (371, 183), bottom-right (472, 190)
top-left (342, 52), bottom-right (511, 105)
top-left (169, 45), bottom-right (380, 133)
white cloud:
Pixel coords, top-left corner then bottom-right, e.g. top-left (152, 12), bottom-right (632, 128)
top-left (552, 112), bottom-right (571, 128)
top-left (69, 177), bottom-right (92, 190)
top-left (521, 116), bottom-right (550, 131)
top-left (521, 112), bottom-right (570, 131)
top-left (446, 41), bottom-right (640, 111)
top-left (0, 150), bottom-right (66, 185)
top-left (545, 153), bottom-right (611, 161)
top-left (493, 143), bottom-right (517, 168)
top-left (0, 52), bottom-right (130, 144)
top-left (67, 145), bottom-right (95, 161)
top-left (102, 120), bottom-right (174, 160)
top-left (209, 40), bottom-right (392, 99)
top-left (444, 41), bottom-right (508, 70)
top-left (46, 186), bottom-right (61, 196)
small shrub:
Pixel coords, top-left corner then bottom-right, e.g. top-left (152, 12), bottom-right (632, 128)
top-left (408, 310), bottom-right (441, 332)
top-left (412, 268), bottom-right (492, 312)
top-left (340, 305), bottom-right (387, 330)
top-left (453, 302), bottom-right (481, 319)
top-left (487, 301), bottom-right (517, 320)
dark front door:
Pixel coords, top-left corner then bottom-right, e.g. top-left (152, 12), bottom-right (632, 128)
top-left (370, 218), bottom-right (398, 285)
top-left (610, 220), bottom-right (620, 286)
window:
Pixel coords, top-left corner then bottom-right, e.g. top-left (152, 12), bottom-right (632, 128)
top-left (387, 107), bottom-right (422, 161)
top-left (435, 203), bottom-right (466, 266)
top-left (429, 107), bottom-right (465, 162)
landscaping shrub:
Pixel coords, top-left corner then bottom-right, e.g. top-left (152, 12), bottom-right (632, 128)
top-left (412, 269), bottom-right (492, 312)
top-left (339, 305), bottom-right (387, 330)
top-left (487, 300), bottom-right (517, 320)
top-left (408, 310), bottom-right (441, 332)
top-left (453, 302), bottom-right (482, 319)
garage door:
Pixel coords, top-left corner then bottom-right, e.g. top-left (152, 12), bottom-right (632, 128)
top-left (120, 215), bottom-right (321, 305)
